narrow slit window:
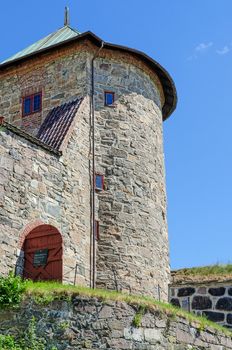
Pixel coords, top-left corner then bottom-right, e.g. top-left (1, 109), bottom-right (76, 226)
top-left (95, 221), bottom-right (100, 240)
top-left (95, 174), bottom-right (104, 191)
top-left (104, 91), bottom-right (115, 106)
top-left (22, 92), bottom-right (42, 116)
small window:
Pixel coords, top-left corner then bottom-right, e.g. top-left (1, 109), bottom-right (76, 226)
top-left (95, 221), bottom-right (100, 240)
top-left (95, 174), bottom-right (104, 191)
top-left (33, 94), bottom-right (41, 112)
top-left (104, 91), bottom-right (115, 106)
top-left (22, 92), bottom-right (42, 116)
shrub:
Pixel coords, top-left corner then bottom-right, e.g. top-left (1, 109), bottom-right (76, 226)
top-left (0, 273), bottom-right (26, 308)
top-left (0, 334), bottom-right (21, 350)
top-left (0, 318), bottom-right (58, 350)
top-left (132, 305), bottom-right (147, 327)
top-left (19, 317), bottom-right (45, 350)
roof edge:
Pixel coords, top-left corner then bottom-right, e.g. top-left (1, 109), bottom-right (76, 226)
top-left (0, 31), bottom-right (177, 120)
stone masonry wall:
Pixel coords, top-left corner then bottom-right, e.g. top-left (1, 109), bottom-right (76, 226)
top-left (0, 42), bottom-right (88, 135)
top-left (91, 52), bottom-right (170, 300)
top-left (0, 97), bottom-right (91, 286)
top-left (170, 282), bottom-right (232, 328)
top-left (0, 296), bottom-right (232, 349)
top-left (1, 40), bottom-right (170, 298)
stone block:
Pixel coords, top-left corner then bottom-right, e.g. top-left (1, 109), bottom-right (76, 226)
top-left (177, 288), bottom-right (195, 297)
top-left (175, 329), bottom-right (194, 344)
top-left (216, 297), bottom-right (232, 311)
top-left (98, 305), bottom-right (114, 319)
top-left (0, 156), bottom-right (13, 171)
top-left (197, 287), bottom-right (206, 294)
top-left (192, 296), bottom-right (212, 310)
top-left (202, 311), bottom-right (224, 322)
top-left (170, 298), bottom-right (180, 308)
top-left (14, 164), bottom-right (24, 175)
top-left (208, 287), bottom-right (225, 296)
top-left (226, 314), bottom-right (232, 325)
top-left (108, 338), bottom-right (133, 349)
top-left (144, 328), bottom-right (162, 343)
top-left (9, 148), bottom-right (21, 160)
top-left (124, 327), bottom-right (144, 342)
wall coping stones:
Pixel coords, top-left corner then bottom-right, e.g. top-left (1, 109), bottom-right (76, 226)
top-left (171, 270), bottom-right (232, 285)
top-left (1, 121), bottom-right (62, 156)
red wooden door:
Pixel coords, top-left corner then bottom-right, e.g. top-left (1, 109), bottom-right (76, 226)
top-left (23, 224), bottom-right (62, 282)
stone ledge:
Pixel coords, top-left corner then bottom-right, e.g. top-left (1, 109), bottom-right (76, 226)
top-left (1, 121), bottom-right (62, 156)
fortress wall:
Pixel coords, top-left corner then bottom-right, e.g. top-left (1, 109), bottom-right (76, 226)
top-left (0, 296), bottom-right (231, 349)
top-left (170, 282), bottom-right (232, 328)
top-left (92, 52), bottom-right (170, 300)
top-left (0, 97), bottom-right (91, 285)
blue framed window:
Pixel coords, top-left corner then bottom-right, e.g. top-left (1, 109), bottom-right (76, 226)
top-left (24, 97), bottom-right (31, 115)
top-left (33, 94), bottom-right (41, 112)
top-left (95, 174), bottom-right (104, 191)
top-left (22, 92), bottom-right (42, 116)
top-left (104, 91), bottom-right (115, 106)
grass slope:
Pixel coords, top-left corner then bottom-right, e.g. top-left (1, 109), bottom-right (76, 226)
top-left (24, 281), bottom-right (232, 337)
top-left (173, 264), bottom-right (232, 277)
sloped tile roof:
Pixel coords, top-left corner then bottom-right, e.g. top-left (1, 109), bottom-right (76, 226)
top-left (1, 26), bottom-right (80, 64)
top-left (37, 98), bottom-right (82, 151)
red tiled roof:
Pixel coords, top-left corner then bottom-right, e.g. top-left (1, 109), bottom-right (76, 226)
top-left (37, 98), bottom-right (82, 151)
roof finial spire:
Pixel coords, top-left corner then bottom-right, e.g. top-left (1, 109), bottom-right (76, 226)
top-left (64, 6), bottom-right (70, 26)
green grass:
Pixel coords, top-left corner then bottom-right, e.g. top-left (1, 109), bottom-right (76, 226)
top-left (23, 280), bottom-right (232, 337)
top-left (174, 264), bottom-right (232, 277)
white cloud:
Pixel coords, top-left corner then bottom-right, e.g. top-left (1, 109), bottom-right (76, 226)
top-left (195, 42), bottom-right (213, 52)
top-left (188, 41), bottom-right (232, 61)
top-left (216, 45), bottom-right (230, 55)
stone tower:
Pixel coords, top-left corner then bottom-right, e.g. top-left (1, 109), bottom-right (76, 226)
top-left (93, 51), bottom-right (176, 301)
top-left (0, 16), bottom-right (176, 301)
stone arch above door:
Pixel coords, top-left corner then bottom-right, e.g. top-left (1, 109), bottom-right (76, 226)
top-left (18, 220), bottom-right (44, 249)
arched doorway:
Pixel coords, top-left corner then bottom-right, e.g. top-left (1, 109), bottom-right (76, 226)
top-left (23, 224), bottom-right (62, 282)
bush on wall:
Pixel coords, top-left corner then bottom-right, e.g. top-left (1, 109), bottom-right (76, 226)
top-left (0, 272), bottom-right (26, 308)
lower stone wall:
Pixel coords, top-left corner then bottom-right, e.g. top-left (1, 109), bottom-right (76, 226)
top-left (170, 282), bottom-right (232, 328)
top-left (0, 297), bottom-right (232, 349)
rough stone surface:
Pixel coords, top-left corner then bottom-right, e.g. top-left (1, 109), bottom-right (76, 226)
top-left (93, 55), bottom-right (169, 300)
top-left (0, 297), bottom-right (231, 349)
top-left (0, 98), bottom-right (91, 286)
top-left (209, 287), bottom-right (226, 296)
top-left (170, 298), bottom-right (181, 307)
top-left (170, 282), bottom-right (232, 328)
top-left (203, 311), bottom-right (225, 322)
top-left (0, 41), bottom-right (170, 298)
top-left (216, 298), bottom-right (232, 311)
top-left (227, 314), bottom-right (232, 324)
top-left (192, 296), bottom-right (212, 310)
top-left (177, 287), bottom-right (195, 297)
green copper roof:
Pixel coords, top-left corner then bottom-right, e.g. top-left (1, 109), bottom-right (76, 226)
top-left (1, 26), bottom-right (80, 64)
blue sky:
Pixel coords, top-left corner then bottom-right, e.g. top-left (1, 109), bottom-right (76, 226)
top-left (1, 1), bottom-right (232, 270)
